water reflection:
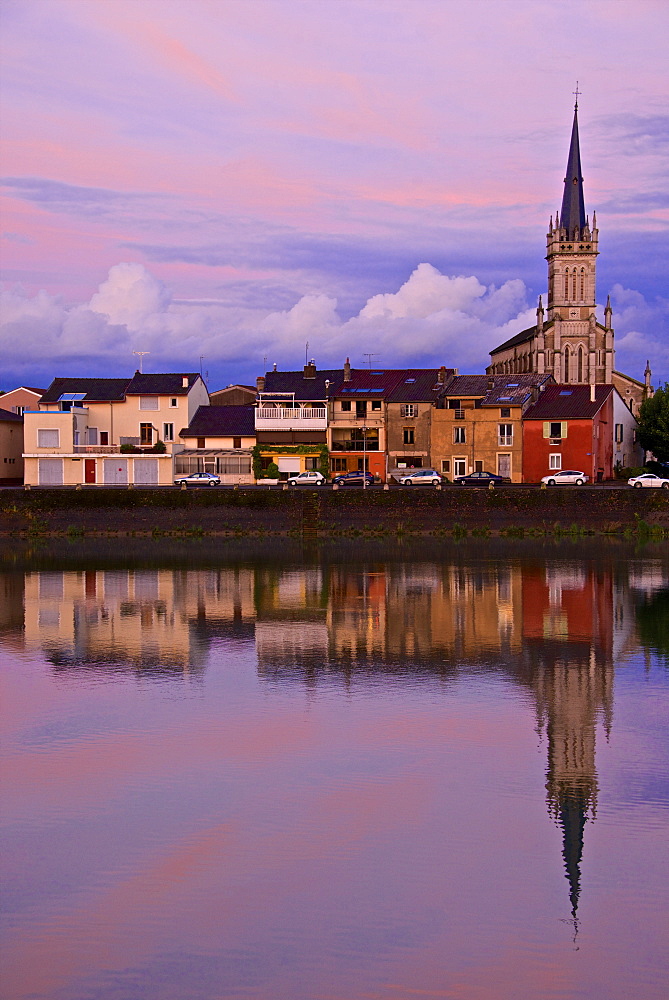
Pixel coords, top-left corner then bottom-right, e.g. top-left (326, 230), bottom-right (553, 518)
top-left (2, 543), bottom-right (668, 999)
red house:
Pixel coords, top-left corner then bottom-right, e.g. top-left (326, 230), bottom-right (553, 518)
top-left (522, 384), bottom-right (614, 483)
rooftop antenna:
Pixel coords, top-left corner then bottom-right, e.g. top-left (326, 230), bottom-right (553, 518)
top-left (263, 355), bottom-right (268, 373)
top-left (132, 350), bottom-right (149, 373)
top-left (305, 341), bottom-right (309, 365)
top-left (199, 355), bottom-right (205, 377)
top-left (363, 353), bottom-right (379, 369)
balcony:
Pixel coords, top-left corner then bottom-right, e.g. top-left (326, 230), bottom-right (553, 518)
top-left (255, 406), bottom-right (327, 431)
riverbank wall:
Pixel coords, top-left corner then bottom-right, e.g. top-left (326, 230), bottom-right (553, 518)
top-left (1, 487), bottom-right (668, 538)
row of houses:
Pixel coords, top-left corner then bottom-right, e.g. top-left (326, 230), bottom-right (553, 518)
top-left (0, 359), bottom-right (643, 486)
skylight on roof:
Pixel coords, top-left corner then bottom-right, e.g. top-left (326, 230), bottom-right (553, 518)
top-left (59, 392), bottom-right (86, 402)
top-left (559, 390), bottom-right (573, 396)
top-left (369, 388), bottom-right (383, 392)
top-left (498, 396), bottom-right (513, 401)
top-left (405, 378), bottom-right (416, 383)
top-left (371, 371), bottom-right (383, 376)
top-left (354, 388), bottom-right (370, 393)
top-left (506, 383), bottom-right (519, 388)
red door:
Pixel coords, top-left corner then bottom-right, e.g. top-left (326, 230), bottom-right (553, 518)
top-left (85, 459), bottom-right (96, 484)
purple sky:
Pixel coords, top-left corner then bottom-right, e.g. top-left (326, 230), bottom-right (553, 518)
top-left (1, 0), bottom-right (667, 392)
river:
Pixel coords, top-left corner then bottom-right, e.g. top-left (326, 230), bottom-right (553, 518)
top-left (1, 538), bottom-right (668, 1000)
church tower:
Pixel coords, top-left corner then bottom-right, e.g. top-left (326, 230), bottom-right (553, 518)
top-left (544, 96), bottom-right (614, 383)
top-left (488, 96), bottom-right (616, 384)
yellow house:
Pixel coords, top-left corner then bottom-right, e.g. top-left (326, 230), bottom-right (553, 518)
top-left (431, 374), bottom-right (553, 482)
top-left (23, 373), bottom-right (208, 486)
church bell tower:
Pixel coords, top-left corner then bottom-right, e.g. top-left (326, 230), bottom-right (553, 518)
top-left (544, 92), bottom-right (614, 383)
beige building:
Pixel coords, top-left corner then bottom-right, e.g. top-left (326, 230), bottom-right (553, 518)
top-left (431, 374), bottom-right (552, 482)
top-left (177, 405), bottom-right (255, 484)
top-left (0, 386), bottom-right (45, 416)
top-left (23, 372), bottom-right (208, 486)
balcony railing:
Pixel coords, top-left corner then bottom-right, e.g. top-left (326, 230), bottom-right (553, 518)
top-left (257, 407), bottom-right (326, 420)
top-left (330, 441), bottom-right (380, 452)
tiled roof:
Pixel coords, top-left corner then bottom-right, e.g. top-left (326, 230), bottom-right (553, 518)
top-left (125, 372), bottom-right (201, 395)
top-left (40, 377), bottom-right (131, 403)
top-left (329, 369), bottom-right (427, 398)
top-left (441, 374), bottom-right (550, 402)
top-left (261, 369), bottom-right (342, 401)
top-left (523, 384), bottom-right (614, 420)
top-left (386, 369), bottom-right (456, 402)
top-left (180, 405), bottom-right (255, 438)
top-left (0, 407), bottom-right (23, 422)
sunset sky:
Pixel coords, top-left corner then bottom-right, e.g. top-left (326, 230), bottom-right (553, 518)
top-left (1, 0), bottom-right (667, 392)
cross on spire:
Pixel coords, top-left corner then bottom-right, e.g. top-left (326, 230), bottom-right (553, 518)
top-left (573, 81), bottom-right (581, 109)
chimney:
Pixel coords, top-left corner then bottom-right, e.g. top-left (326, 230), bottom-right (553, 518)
top-left (487, 377), bottom-right (494, 391)
top-left (437, 365), bottom-right (447, 384)
top-left (590, 383), bottom-right (596, 402)
top-left (343, 357), bottom-right (351, 382)
top-left (303, 360), bottom-right (317, 378)
top-left (273, 362), bottom-right (277, 371)
top-left (182, 376), bottom-right (189, 388)
top-left (256, 375), bottom-right (265, 392)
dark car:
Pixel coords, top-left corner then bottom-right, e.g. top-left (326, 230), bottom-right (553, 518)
top-left (332, 471), bottom-right (376, 487)
top-left (455, 471), bottom-right (507, 486)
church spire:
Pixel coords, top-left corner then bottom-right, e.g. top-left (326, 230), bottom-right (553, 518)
top-left (560, 98), bottom-right (586, 237)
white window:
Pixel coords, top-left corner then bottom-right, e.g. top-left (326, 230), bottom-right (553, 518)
top-left (401, 404), bottom-right (417, 418)
top-left (499, 424), bottom-right (513, 446)
top-left (549, 454), bottom-right (562, 470)
top-left (170, 398), bottom-right (178, 407)
top-left (139, 396), bottom-right (159, 410)
top-left (454, 426), bottom-right (466, 444)
top-left (38, 429), bottom-right (60, 448)
top-left (163, 423), bottom-right (174, 442)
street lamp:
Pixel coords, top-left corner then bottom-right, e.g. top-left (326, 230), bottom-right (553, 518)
top-left (362, 425), bottom-right (367, 489)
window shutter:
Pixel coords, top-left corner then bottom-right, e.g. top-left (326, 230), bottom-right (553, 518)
top-left (561, 421), bottom-right (568, 438)
top-left (543, 422), bottom-right (550, 438)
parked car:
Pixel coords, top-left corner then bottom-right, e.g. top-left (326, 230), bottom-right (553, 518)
top-left (455, 471), bottom-right (507, 486)
top-left (540, 470), bottom-right (589, 486)
top-left (332, 471), bottom-right (375, 487)
top-left (287, 471), bottom-right (326, 487)
top-left (174, 472), bottom-right (221, 487)
top-left (397, 469), bottom-right (442, 486)
top-left (627, 472), bottom-right (669, 489)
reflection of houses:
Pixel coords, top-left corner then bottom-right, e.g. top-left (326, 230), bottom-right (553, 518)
top-left (22, 567), bottom-right (257, 675)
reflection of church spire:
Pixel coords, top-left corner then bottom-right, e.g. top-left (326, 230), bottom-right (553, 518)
top-left (559, 791), bottom-right (588, 920)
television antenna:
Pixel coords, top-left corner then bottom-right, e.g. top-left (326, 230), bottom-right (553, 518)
top-left (363, 353), bottom-right (379, 369)
top-left (132, 350), bottom-right (149, 373)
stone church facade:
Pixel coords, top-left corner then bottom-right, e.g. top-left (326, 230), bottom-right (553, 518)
top-left (488, 101), bottom-right (652, 415)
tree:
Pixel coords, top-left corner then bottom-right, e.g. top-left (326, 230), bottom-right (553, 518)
top-left (637, 383), bottom-right (669, 464)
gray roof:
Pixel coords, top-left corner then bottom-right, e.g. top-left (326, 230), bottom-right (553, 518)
top-left (180, 405), bottom-right (255, 438)
top-left (386, 369), bottom-right (456, 402)
top-left (261, 369), bottom-right (342, 401)
top-left (40, 377), bottom-right (131, 403)
top-left (125, 372), bottom-right (201, 395)
top-left (441, 374), bottom-right (551, 405)
top-left (0, 406), bottom-right (23, 422)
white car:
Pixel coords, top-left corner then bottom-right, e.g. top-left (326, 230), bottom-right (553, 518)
top-left (628, 473), bottom-right (669, 490)
top-left (173, 471), bottom-right (221, 487)
top-left (398, 469), bottom-right (442, 486)
top-left (287, 471), bottom-right (326, 486)
top-left (541, 470), bottom-right (589, 486)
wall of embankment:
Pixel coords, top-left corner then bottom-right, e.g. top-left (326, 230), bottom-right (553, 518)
top-left (1, 487), bottom-right (668, 538)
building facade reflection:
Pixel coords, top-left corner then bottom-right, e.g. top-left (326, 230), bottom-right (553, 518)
top-left (9, 548), bottom-right (669, 920)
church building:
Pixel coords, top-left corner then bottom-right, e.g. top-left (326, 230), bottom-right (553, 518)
top-left (488, 98), bottom-right (652, 414)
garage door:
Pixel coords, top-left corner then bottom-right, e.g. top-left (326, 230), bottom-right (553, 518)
top-left (103, 459), bottom-right (128, 485)
top-left (133, 459), bottom-right (158, 485)
top-left (278, 457), bottom-right (300, 475)
top-left (38, 459), bottom-right (63, 485)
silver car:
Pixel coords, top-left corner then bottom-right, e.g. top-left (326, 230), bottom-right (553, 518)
top-left (398, 469), bottom-right (442, 486)
top-left (174, 472), bottom-right (221, 487)
top-left (540, 470), bottom-right (589, 486)
top-left (287, 471), bottom-right (326, 486)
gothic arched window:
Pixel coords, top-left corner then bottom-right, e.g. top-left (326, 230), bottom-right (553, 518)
top-left (580, 269), bottom-right (585, 300)
top-left (578, 346), bottom-right (584, 382)
top-left (564, 270), bottom-right (569, 298)
top-left (572, 272), bottom-right (577, 299)
top-left (564, 346), bottom-right (571, 382)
